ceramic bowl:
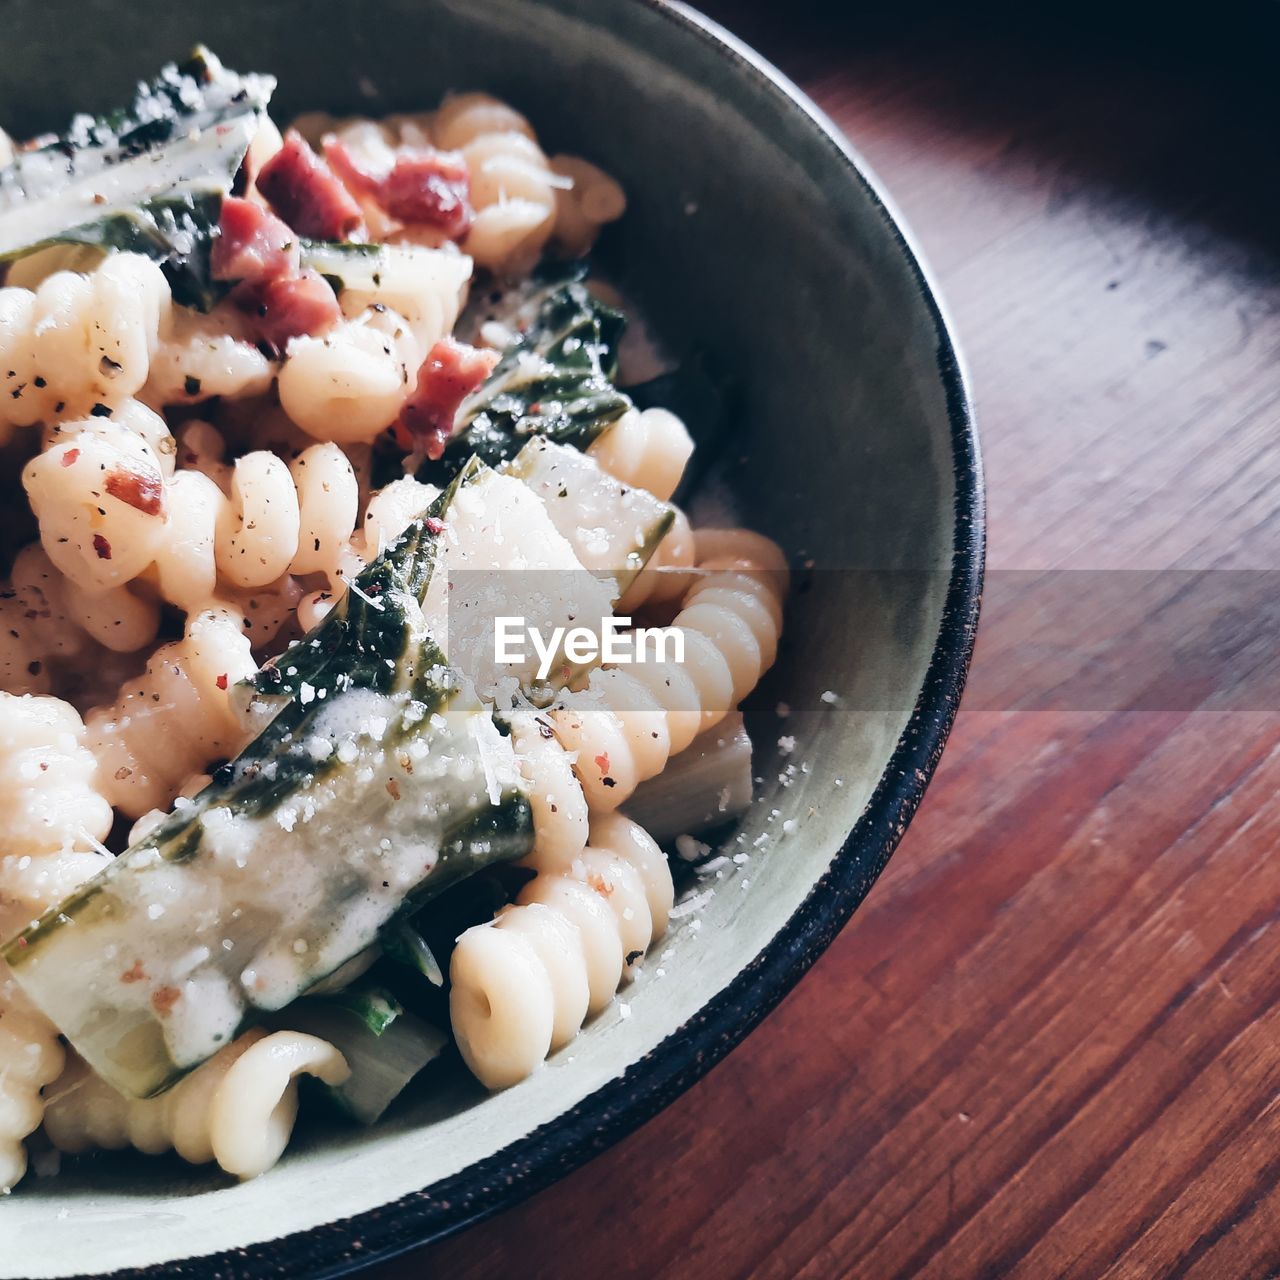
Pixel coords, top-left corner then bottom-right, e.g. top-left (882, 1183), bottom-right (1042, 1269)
top-left (1, 2), bottom-right (982, 1274)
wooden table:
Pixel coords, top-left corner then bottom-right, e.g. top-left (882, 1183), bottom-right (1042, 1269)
top-left (385, 8), bottom-right (1280, 1276)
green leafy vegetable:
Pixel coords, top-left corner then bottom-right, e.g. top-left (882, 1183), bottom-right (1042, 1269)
top-left (0, 48), bottom-right (273, 309)
top-left (298, 239), bottom-right (387, 298)
top-left (424, 275), bottom-right (631, 480)
top-left (382, 920), bottom-right (445, 988)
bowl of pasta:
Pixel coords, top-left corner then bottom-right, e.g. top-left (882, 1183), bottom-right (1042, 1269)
top-left (0, 1), bottom-right (981, 1275)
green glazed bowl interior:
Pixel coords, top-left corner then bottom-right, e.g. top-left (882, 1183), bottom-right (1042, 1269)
top-left (0, 2), bottom-right (981, 1275)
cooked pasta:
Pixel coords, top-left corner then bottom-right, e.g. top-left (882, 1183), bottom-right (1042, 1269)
top-left (85, 607), bottom-right (257, 817)
top-left (24, 402), bottom-right (174, 594)
top-left (142, 302), bottom-right (276, 408)
top-left (450, 813), bottom-right (672, 1089)
top-left (0, 253), bottom-right (171, 430)
top-left (278, 305), bottom-right (424, 443)
top-left (549, 154), bottom-right (628, 258)
top-left (431, 93), bottom-right (559, 276)
top-left (0, 971), bottom-right (65, 1193)
top-left (0, 56), bottom-right (788, 1194)
top-left (547, 529), bottom-right (787, 810)
top-left (0, 693), bottom-right (113, 938)
top-left (507, 706), bottom-right (589, 868)
top-left (215, 441), bottom-right (358, 589)
top-left (43, 1028), bottom-right (349, 1180)
top-left (586, 407), bottom-right (695, 504)
top-left (0, 545), bottom-right (105, 695)
top-left (0, 695), bottom-right (114, 1191)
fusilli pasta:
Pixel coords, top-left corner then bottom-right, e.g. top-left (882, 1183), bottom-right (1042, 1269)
top-left (0, 60), bottom-right (790, 1197)
top-left (549, 528), bottom-right (788, 810)
top-left (548, 154), bottom-right (628, 259)
top-left (0, 695), bottom-right (114, 1191)
top-left (278, 305), bottom-right (425, 444)
top-left (450, 812), bottom-right (672, 1089)
top-left (85, 606), bottom-right (257, 817)
top-left (0, 970), bottom-right (64, 1193)
top-left (43, 1028), bottom-right (349, 1180)
top-left (0, 253), bottom-right (171, 431)
top-left (431, 93), bottom-right (559, 276)
top-left (0, 692), bottom-right (112, 938)
top-left (586, 407), bottom-right (695, 504)
top-left (24, 401), bottom-right (174, 594)
top-left (142, 302), bottom-right (276, 408)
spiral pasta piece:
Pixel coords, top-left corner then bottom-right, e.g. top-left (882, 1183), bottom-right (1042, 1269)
top-left (0, 695), bottom-right (113, 1192)
top-left (549, 154), bottom-right (627, 258)
top-left (0, 253), bottom-right (171, 429)
top-left (24, 401), bottom-right (174, 595)
top-left (142, 302), bottom-right (276, 408)
top-left (215, 447), bottom-right (336, 590)
top-left (85, 606), bottom-right (257, 818)
top-left (586, 407), bottom-right (694, 503)
top-left (0, 969), bottom-right (66, 1192)
top-left (431, 93), bottom-right (558, 276)
top-left (507, 707), bottom-right (589, 870)
top-left (43, 1028), bottom-right (349, 1180)
top-left (450, 813), bottom-right (672, 1089)
top-left (550, 528), bottom-right (788, 810)
top-left (0, 545), bottom-right (104, 695)
top-left (0, 693), bottom-right (113, 939)
top-left (278, 305), bottom-right (423, 444)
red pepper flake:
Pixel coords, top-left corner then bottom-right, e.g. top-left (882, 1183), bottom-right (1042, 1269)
top-left (150, 986), bottom-right (181, 1016)
top-left (424, 516), bottom-right (446, 535)
top-left (587, 872), bottom-right (614, 897)
top-left (215, 673), bottom-right (229, 691)
top-left (60, 448), bottom-right (80, 468)
top-left (92, 533), bottom-right (112, 560)
top-left (385, 778), bottom-right (402, 801)
top-left (120, 960), bottom-right (147, 984)
top-left (105, 464), bottom-right (165, 517)
top-left (594, 752), bottom-right (611, 775)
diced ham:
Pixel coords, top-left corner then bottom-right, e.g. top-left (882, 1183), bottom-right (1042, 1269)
top-left (256, 131), bottom-right (364, 241)
top-left (234, 269), bottom-right (342, 353)
top-left (324, 137), bottom-right (473, 238)
top-left (212, 197), bottom-right (301, 284)
top-left (318, 135), bottom-right (387, 198)
top-left (393, 339), bottom-right (498, 457)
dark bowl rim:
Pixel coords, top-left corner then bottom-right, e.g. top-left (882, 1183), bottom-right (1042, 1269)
top-left (69, 4), bottom-right (985, 1277)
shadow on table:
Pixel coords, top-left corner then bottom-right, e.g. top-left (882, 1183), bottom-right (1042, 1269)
top-left (699, 0), bottom-right (1280, 264)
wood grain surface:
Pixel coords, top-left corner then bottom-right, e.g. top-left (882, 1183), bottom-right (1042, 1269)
top-left (381, 7), bottom-right (1280, 1276)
